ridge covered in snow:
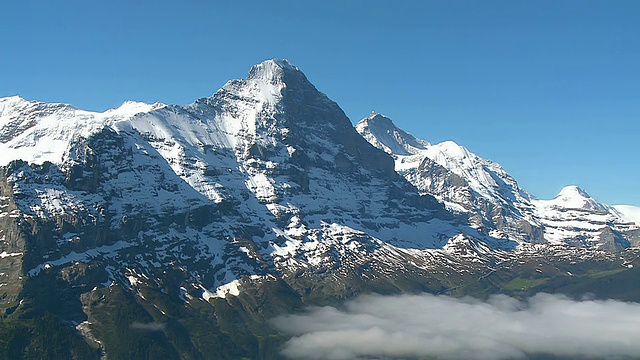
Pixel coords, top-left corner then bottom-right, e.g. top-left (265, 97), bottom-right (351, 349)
top-left (356, 112), bottom-right (430, 155)
top-left (0, 96), bottom-right (165, 165)
top-left (357, 112), bottom-right (542, 243)
top-left (356, 112), bottom-right (639, 249)
top-left (357, 113), bottom-right (533, 205)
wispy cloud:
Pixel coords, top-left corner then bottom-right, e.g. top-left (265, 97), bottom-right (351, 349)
top-left (130, 321), bottom-right (165, 332)
top-left (272, 293), bottom-right (640, 359)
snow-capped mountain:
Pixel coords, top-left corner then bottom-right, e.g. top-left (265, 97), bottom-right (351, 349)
top-left (0, 96), bottom-right (165, 165)
top-left (356, 112), bottom-right (544, 243)
top-left (0, 59), bottom-right (518, 316)
top-left (533, 186), bottom-right (639, 250)
top-left (356, 113), bottom-right (639, 250)
top-left (1, 59), bottom-right (639, 359)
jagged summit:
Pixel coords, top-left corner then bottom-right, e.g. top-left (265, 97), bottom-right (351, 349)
top-left (357, 112), bottom-right (530, 202)
top-left (247, 58), bottom-right (299, 78)
top-left (356, 112), bottom-right (430, 156)
top-left (205, 58), bottom-right (325, 114)
top-left (245, 58), bottom-right (309, 90)
top-left (0, 59), bottom-right (339, 168)
top-left (357, 113), bottom-right (485, 166)
top-left (363, 112), bottom-right (394, 126)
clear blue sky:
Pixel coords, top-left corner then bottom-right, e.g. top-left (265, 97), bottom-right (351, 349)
top-left (2, 1), bottom-right (639, 205)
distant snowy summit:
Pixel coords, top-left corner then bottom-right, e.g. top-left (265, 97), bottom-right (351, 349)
top-left (532, 186), bottom-right (637, 250)
top-left (357, 112), bottom-right (543, 243)
top-left (539, 185), bottom-right (608, 211)
top-left (357, 112), bottom-right (640, 250)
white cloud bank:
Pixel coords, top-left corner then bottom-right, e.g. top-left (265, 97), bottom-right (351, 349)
top-left (272, 293), bottom-right (640, 360)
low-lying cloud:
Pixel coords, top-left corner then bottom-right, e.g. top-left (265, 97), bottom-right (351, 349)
top-left (272, 293), bottom-right (640, 359)
top-left (130, 321), bottom-right (165, 332)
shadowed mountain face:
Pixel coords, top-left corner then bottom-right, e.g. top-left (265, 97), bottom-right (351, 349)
top-left (0, 59), bottom-right (638, 359)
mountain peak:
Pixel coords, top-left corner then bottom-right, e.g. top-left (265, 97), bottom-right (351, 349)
top-left (361, 112), bottom-right (395, 128)
top-left (356, 113), bottom-right (429, 156)
top-left (0, 96), bottom-right (32, 114)
top-left (365, 111), bottom-right (390, 121)
top-left (557, 185), bottom-right (590, 200)
top-left (106, 100), bottom-right (165, 116)
top-left (0, 95), bottom-right (26, 103)
top-left (214, 58), bottom-right (317, 107)
top-left (247, 58), bottom-right (301, 82)
top-left (548, 185), bottom-right (608, 211)
top-left (266, 58), bottom-right (297, 70)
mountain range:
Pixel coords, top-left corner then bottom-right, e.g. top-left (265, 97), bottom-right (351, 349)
top-left (356, 112), bottom-right (639, 251)
top-left (0, 59), bottom-right (639, 359)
